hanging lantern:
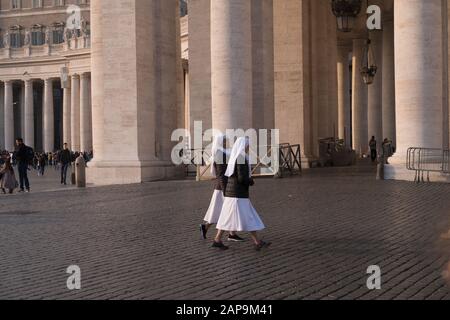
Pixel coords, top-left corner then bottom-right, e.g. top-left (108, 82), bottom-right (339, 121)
top-left (331, 0), bottom-right (363, 32)
top-left (360, 39), bottom-right (377, 85)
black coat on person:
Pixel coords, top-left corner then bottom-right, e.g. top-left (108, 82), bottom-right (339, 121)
top-left (60, 149), bottom-right (72, 165)
top-left (224, 156), bottom-right (254, 199)
top-left (213, 151), bottom-right (228, 192)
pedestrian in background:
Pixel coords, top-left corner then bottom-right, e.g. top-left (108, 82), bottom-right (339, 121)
top-left (60, 143), bottom-right (72, 185)
top-left (13, 138), bottom-right (32, 193)
top-left (0, 158), bottom-right (18, 194)
top-left (38, 153), bottom-right (46, 176)
top-left (369, 136), bottom-right (377, 163)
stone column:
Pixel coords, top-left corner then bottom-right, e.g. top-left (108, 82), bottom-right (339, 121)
top-left (274, 0), bottom-right (312, 162)
top-left (88, 0), bottom-right (179, 185)
top-left (337, 44), bottom-right (351, 146)
top-left (20, 82), bottom-right (25, 139)
top-left (175, 1), bottom-right (185, 132)
top-left (71, 74), bottom-right (80, 152)
top-left (327, 5), bottom-right (339, 139)
top-left (443, 0), bottom-right (449, 149)
top-left (311, 0), bottom-right (330, 143)
top-left (80, 73), bottom-right (92, 152)
top-left (0, 83), bottom-right (4, 150)
top-left (43, 78), bottom-right (54, 153)
top-left (252, 0), bottom-right (275, 131)
top-left (211, 0), bottom-right (252, 131)
top-left (184, 68), bottom-right (190, 131)
top-left (382, 16), bottom-right (396, 146)
top-left (24, 79), bottom-right (34, 149)
top-left (367, 31), bottom-right (383, 149)
top-left (386, 0), bottom-right (445, 180)
top-left (63, 86), bottom-right (71, 147)
top-left (188, 0), bottom-right (212, 139)
top-left (352, 39), bottom-right (369, 156)
top-left (4, 80), bottom-right (14, 151)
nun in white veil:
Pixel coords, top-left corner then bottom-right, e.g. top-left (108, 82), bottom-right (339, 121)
top-left (212, 137), bottom-right (270, 251)
top-left (200, 135), bottom-right (244, 242)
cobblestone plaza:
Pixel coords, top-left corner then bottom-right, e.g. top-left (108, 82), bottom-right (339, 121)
top-left (1, 0), bottom-right (450, 302)
top-left (0, 164), bottom-right (449, 300)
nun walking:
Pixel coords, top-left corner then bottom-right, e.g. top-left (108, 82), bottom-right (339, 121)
top-left (200, 135), bottom-right (244, 242)
top-left (213, 137), bottom-right (270, 251)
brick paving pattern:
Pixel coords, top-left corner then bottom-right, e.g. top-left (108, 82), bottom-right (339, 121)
top-left (0, 163), bottom-right (449, 300)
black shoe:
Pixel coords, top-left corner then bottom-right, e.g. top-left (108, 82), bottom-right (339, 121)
top-left (18, 189), bottom-right (25, 193)
top-left (212, 241), bottom-right (229, 250)
top-left (254, 241), bottom-right (272, 251)
top-left (228, 234), bottom-right (245, 242)
top-left (200, 224), bottom-right (208, 240)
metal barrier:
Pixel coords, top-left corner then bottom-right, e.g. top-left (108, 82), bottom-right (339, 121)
top-left (278, 144), bottom-right (302, 177)
top-left (406, 147), bottom-right (450, 182)
top-left (188, 143), bottom-right (302, 181)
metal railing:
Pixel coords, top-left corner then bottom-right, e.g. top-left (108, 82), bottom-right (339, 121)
top-left (406, 147), bottom-right (450, 182)
top-left (187, 143), bottom-right (302, 181)
top-left (278, 144), bottom-right (302, 177)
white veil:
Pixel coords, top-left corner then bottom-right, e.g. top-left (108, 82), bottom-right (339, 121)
top-left (210, 134), bottom-right (228, 176)
top-left (225, 137), bottom-right (251, 178)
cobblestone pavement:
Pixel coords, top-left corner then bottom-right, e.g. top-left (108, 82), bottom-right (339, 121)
top-left (1, 162), bottom-right (450, 300)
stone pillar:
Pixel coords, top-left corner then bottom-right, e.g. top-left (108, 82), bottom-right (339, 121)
top-left (184, 68), bottom-right (190, 131)
top-left (188, 0), bottom-right (212, 140)
top-left (382, 17), bottom-right (396, 146)
top-left (71, 74), bottom-right (80, 152)
top-left (80, 73), bottom-right (92, 152)
top-left (447, 0), bottom-right (450, 149)
top-left (0, 83), bottom-right (4, 150)
top-left (211, 0), bottom-right (252, 131)
top-left (175, 1), bottom-right (185, 132)
top-left (4, 81), bottom-right (14, 151)
top-left (327, 5), bottom-right (339, 139)
top-left (24, 79), bottom-right (34, 149)
top-left (252, 0), bottom-right (275, 131)
top-left (311, 0), bottom-right (330, 143)
top-left (273, 0), bottom-right (313, 162)
top-left (43, 78), bottom-right (54, 153)
top-left (88, 0), bottom-right (179, 185)
top-left (63, 86), bottom-right (71, 147)
top-left (337, 44), bottom-right (351, 146)
top-left (367, 31), bottom-right (383, 150)
top-left (19, 82), bottom-right (25, 139)
top-left (352, 39), bottom-right (369, 156)
top-left (442, 0), bottom-right (449, 150)
top-left (386, 0), bottom-right (445, 180)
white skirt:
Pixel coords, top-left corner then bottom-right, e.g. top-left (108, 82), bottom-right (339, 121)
top-left (203, 190), bottom-right (224, 225)
top-left (216, 197), bottom-right (265, 232)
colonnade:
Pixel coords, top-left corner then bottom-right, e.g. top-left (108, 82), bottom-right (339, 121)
top-left (0, 73), bottom-right (92, 153)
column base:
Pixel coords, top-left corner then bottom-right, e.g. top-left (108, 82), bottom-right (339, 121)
top-left (301, 156), bottom-right (316, 169)
top-left (87, 160), bottom-right (184, 186)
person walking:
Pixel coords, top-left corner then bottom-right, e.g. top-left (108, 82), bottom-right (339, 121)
top-left (369, 136), bottom-right (377, 163)
top-left (0, 158), bottom-right (18, 194)
top-left (13, 138), bottom-right (32, 193)
top-left (38, 153), bottom-right (47, 176)
top-left (60, 143), bottom-right (72, 185)
top-left (213, 137), bottom-right (270, 251)
top-left (200, 135), bottom-right (244, 242)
